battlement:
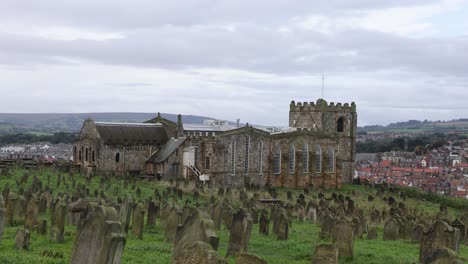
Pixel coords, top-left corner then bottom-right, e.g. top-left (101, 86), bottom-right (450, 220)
top-left (290, 99), bottom-right (356, 113)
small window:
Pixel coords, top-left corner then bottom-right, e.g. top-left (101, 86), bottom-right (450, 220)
top-left (337, 117), bottom-right (344, 132)
top-left (315, 144), bottom-right (322, 173)
top-left (205, 156), bottom-right (210, 170)
top-left (115, 153), bottom-right (120, 163)
top-left (274, 146), bottom-right (281, 174)
top-left (289, 144), bottom-right (295, 174)
top-left (303, 144), bottom-right (309, 173)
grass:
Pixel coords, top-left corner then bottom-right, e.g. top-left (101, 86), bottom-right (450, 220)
top-left (0, 168), bottom-right (467, 264)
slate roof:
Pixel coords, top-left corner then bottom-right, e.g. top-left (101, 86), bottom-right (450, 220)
top-left (146, 137), bottom-right (187, 163)
top-left (95, 122), bottom-right (168, 146)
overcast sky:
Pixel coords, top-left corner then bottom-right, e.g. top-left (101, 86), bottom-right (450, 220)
top-left (1, 0), bottom-right (468, 126)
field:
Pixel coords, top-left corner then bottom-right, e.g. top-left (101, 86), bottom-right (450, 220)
top-left (0, 168), bottom-right (467, 264)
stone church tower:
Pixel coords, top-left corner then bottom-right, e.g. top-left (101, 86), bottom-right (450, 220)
top-left (289, 98), bottom-right (357, 183)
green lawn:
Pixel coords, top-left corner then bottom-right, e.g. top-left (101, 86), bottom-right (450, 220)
top-left (0, 168), bottom-right (467, 264)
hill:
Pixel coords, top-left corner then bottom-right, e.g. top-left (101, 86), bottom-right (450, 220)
top-left (359, 119), bottom-right (468, 134)
top-left (0, 113), bottom-right (215, 135)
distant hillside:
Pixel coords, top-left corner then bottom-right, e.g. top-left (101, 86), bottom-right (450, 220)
top-left (359, 119), bottom-right (468, 134)
top-left (0, 113), bottom-right (215, 135)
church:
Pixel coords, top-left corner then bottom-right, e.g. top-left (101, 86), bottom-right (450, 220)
top-left (73, 99), bottom-right (357, 189)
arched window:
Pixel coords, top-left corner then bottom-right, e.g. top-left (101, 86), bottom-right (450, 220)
top-left (258, 141), bottom-right (264, 174)
top-left (85, 148), bottom-right (89, 161)
top-left (328, 147), bottom-right (335, 172)
top-left (115, 152), bottom-right (120, 163)
top-left (315, 144), bottom-right (322, 173)
top-left (78, 150), bottom-right (82, 161)
top-left (230, 140), bottom-right (236, 175)
top-left (73, 146), bottom-right (77, 160)
top-left (274, 146), bottom-right (281, 174)
top-left (289, 144), bottom-right (295, 174)
top-left (244, 136), bottom-right (250, 174)
top-left (337, 117), bottom-right (344, 132)
top-left (302, 143), bottom-right (309, 173)
top-left (92, 151), bottom-right (95, 162)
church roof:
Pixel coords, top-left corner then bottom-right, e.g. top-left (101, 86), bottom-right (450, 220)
top-left (146, 137), bottom-right (187, 163)
top-left (95, 122), bottom-right (168, 146)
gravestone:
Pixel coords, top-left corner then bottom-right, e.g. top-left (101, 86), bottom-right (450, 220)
top-left (118, 197), bottom-right (133, 234)
top-left (307, 207), bottom-right (317, 224)
top-left (14, 228), bottom-right (30, 250)
top-left (277, 212), bottom-right (289, 240)
top-left (259, 210), bottom-right (269, 236)
top-left (235, 253), bottom-right (267, 264)
top-left (172, 208), bottom-right (224, 264)
top-left (367, 227), bottom-right (378, 240)
top-left (0, 195), bottom-right (5, 244)
top-left (24, 195), bottom-right (39, 229)
top-left (411, 224), bottom-right (424, 244)
top-left (70, 205), bottom-right (126, 264)
top-left (50, 198), bottom-right (67, 243)
top-left (451, 219), bottom-right (465, 243)
top-left (311, 244), bottom-right (339, 264)
top-left (147, 200), bottom-right (158, 227)
top-left (419, 220), bottom-right (461, 264)
top-left (132, 203), bottom-right (145, 239)
top-left (320, 214), bottom-right (335, 240)
top-left (332, 217), bottom-right (354, 259)
top-left (383, 218), bottom-right (400, 241)
top-left (226, 208), bottom-right (253, 257)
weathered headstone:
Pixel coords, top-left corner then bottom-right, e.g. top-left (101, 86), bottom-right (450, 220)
top-left (367, 227), bottom-right (378, 240)
top-left (311, 244), bottom-right (339, 264)
top-left (383, 218), bottom-right (400, 241)
top-left (118, 197), bottom-right (133, 234)
top-left (235, 253), bottom-right (267, 264)
top-left (0, 195), bottom-right (5, 244)
top-left (277, 212), bottom-right (289, 240)
top-left (332, 217), bottom-right (354, 259)
top-left (259, 210), bottom-right (269, 236)
top-left (132, 203), bottom-right (145, 240)
top-left (70, 205), bottom-right (126, 264)
top-left (226, 208), bottom-right (253, 257)
top-left (419, 220), bottom-right (461, 264)
top-left (411, 224), bottom-right (424, 244)
top-left (24, 195), bottom-right (39, 229)
top-left (172, 208), bottom-right (224, 264)
top-left (320, 214), bottom-right (335, 240)
top-left (50, 198), bottom-right (67, 243)
top-left (147, 200), bottom-right (158, 228)
top-left (14, 228), bottom-right (30, 251)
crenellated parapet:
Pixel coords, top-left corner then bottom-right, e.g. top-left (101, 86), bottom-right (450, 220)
top-left (290, 99), bottom-right (356, 113)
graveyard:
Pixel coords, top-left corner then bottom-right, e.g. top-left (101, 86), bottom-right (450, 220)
top-left (0, 167), bottom-right (467, 264)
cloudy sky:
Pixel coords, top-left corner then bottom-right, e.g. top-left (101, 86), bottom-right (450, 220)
top-left (1, 0), bottom-right (468, 126)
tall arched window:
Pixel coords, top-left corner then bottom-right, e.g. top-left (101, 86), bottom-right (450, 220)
top-left (230, 140), bottom-right (236, 175)
top-left (315, 144), bottom-right (322, 173)
top-left (73, 146), bottom-right (77, 160)
top-left (85, 148), bottom-right (89, 161)
top-left (328, 147), bottom-right (335, 172)
top-left (258, 141), bottom-right (264, 174)
top-left (274, 146), bottom-right (281, 174)
top-left (115, 152), bottom-right (120, 163)
top-left (337, 117), bottom-right (344, 132)
top-left (289, 144), bottom-right (295, 174)
top-left (78, 150), bottom-right (82, 161)
top-left (302, 143), bottom-right (309, 173)
top-left (244, 136), bottom-right (250, 174)
top-left (92, 151), bottom-right (95, 162)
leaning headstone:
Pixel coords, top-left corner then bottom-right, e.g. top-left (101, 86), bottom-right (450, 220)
top-left (172, 208), bottom-right (224, 264)
top-left (14, 228), bottom-right (30, 251)
top-left (311, 244), bottom-right (339, 264)
top-left (383, 218), bottom-right (400, 241)
top-left (70, 205), bottom-right (126, 264)
top-left (235, 253), bottom-right (267, 264)
top-left (332, 217), bottom-right (354, 259)
top-left (226, 208), bottom-right (253, 257)
top-left (419, 220), bottom-right (461, 264)
top-left (118, 197), bottom-right (133, 234)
